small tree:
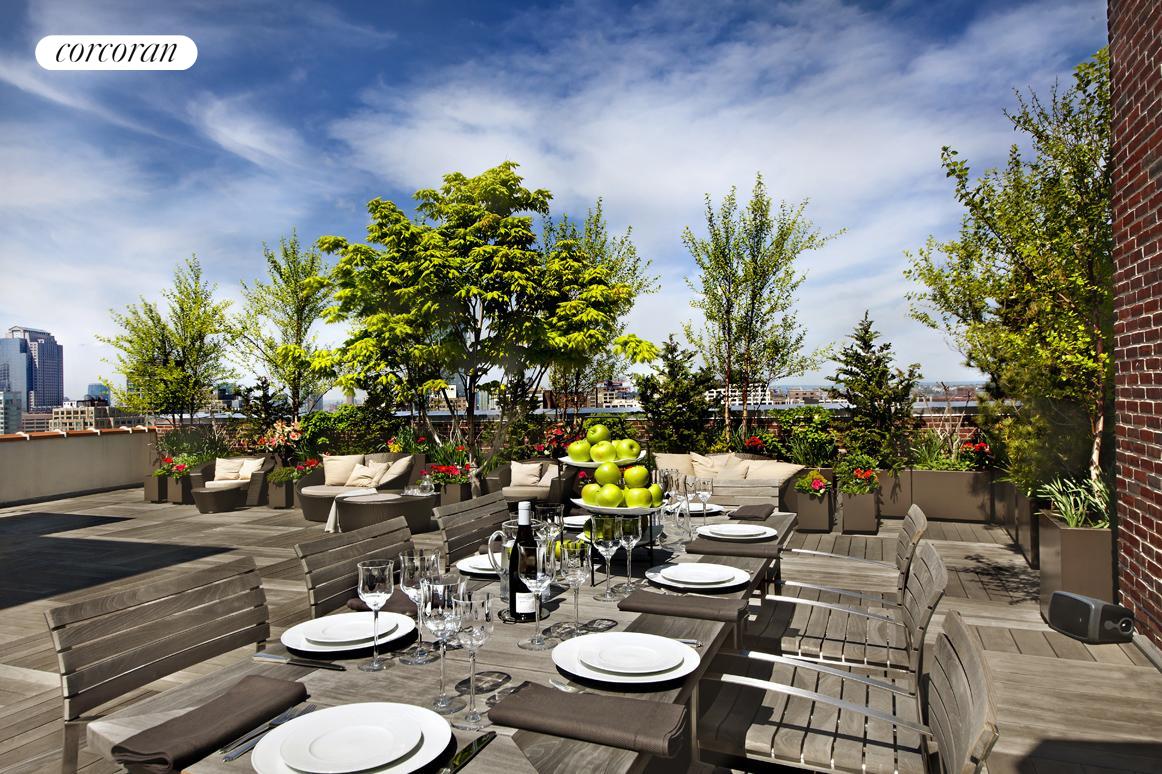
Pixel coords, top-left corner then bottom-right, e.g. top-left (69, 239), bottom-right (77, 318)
top-left (827, 313), bottom-right (921, 469)
top-left (99, 256), bottom-right (233, 425)
top-left (634, 336), bottom-right (721, 453)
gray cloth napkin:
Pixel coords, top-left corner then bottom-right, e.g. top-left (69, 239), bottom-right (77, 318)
top-left (111, 675), bottom-right (307, 774)
top-left (684, 538), bottom-right (780, 560)
top-left (488, 683), bottom-right (688, 758)
top-left (729, 504), bottom-right (775, 520)
top-left (618, 590), bottom-right (746, 623)
top-left (347, 586), bottom-right (417, 615)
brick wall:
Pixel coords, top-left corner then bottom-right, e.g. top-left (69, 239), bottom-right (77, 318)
top-left (1109, 0), bottom-right (1162, 649)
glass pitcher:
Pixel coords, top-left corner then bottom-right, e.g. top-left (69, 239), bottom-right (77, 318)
top-left (487, 518), bottom-right (544, 601)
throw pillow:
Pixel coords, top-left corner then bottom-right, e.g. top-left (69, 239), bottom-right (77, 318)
top-left (717, 454), bottom-right (750, 480)
top-left (323, 454), bottom-right (364, 486)
top-left (345, 461), bottom-right (390, 487)
top-left (237, 457), bottom-right (265, 481)
top-left (214, 457), bottom-right (245, 481)
top-left (537, 465), bottom-right (558, 487)
top-left (654, 453), bottom-right (696, 478)
top-left (376, 455), bottom-right (414, 486)
top-left (689, 452), bottom-right (720, 478)
top-left (510, 460), bottom-right (544, 486)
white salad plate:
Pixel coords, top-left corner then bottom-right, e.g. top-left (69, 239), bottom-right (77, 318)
top-left (281, 613), bottom-right (415, 654)
top-left (456, 553), bottom-right (502, 575)
top-left (253, 702), bottom-right (451, 774)
top-left (553, 632), bottom-right (699, 684)
top-left (646, 563), bottom-right (751, 591)
top-left (683, 502), bottom-right (724, 515)
top-left (278, 703), bottom-right (424, 774)
top-left (560, 450), bottom-right (647, 469)
top-left (577, 632), bottom-right (687, 675)
top-left (659, 563), bottom-right (736, 585)
top-left (570, 499), bottom-right (659, 516)
top-left (301, 613), bottom-right (399, 645)
top-left (696, 524), bottom-right (778, 541)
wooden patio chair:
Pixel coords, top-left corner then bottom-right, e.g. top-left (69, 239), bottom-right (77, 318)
top-left (784, 504), bottom-right (929, 606)
top-left (432, 490), bottom-right (511, 566)
top-left (42, 557), bottom-right (270, 774)
top-left (294, 517), bottom-right (414, 618)
top-left (698, 609), bottom-right (998, 773)
top-left (747, 541), bottom-right (947, 677)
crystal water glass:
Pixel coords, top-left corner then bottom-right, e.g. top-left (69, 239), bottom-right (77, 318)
top-left (422, 571), bottom-right (467, 714)
top-left (535, 504), bottom-right (565, 579)
top-left (357, 559), bottom-right (394, 672)
top-left (590, 515), bottom-right (623, 602)
top-left (516, 542), bottom-right (559, 651)
top-left (548, 541), bottom-right (590, 639)
top-left (398, 550), bottom-right (442, 666)
top-left (614, 515), bottom-right (642, 596)
top-left (696, 476), bottom-right (714, 525)
top-left (454, 591), bottom-right (493, 730)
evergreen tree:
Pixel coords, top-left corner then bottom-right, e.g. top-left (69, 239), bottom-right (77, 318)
top-left (828, 313), bottom-right (921, 469)
top-left (634, 336), bottom-right (721, 453)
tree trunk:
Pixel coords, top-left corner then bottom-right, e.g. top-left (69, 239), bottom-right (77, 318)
top-left (1089, 412), bottom-right (1103, 485)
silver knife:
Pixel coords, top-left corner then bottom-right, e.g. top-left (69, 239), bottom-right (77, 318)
top-left (252, 652), bottom-right (346, 671)
top-left (437, 731), bottom-right (496, 774)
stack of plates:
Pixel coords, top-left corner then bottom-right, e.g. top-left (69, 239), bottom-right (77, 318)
top-left (563, 514), bottom-right (592, 530)
top-left (281, 612), bottom-right (415, 654)
top-left (695, 523), bottom-right (778, 541)
top-left (645, 562), bottom-right (750, 591)
top-left (552, 632), bottom-right (699, 685)
top-left (252, 702), bottom-right (452, 773)
top-left (455, 553), bottom-right (502, 575)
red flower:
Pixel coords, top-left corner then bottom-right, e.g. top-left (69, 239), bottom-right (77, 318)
top-left (295, 464), bottom-right (305, 471)
top-left (811, 478), bottom-right (825, 491)
top-left (417, 436), bottom-right (427, 443)
top-left (455, 445), bottom-right (465, 451)
top-left (175, 464), bottom-right (187, 471)
top-left (535, 443), bottom-right (546, 452)
top-left (419, 469), bottom-right (429, 476)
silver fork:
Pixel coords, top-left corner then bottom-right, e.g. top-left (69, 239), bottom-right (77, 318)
top-left (550, 678), bottom-right (590, 695)
top-left (222, 703), bottom-right (317, 762)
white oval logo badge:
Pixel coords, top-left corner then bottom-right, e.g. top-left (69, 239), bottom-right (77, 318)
top-left (36, 35), bottom-right (197, 71)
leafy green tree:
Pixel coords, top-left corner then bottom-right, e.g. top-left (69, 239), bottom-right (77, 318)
top-left (99, 256), bottom-right (233, 426)
top-left (238, 376), bottom-right (292, 439)
top-left (232, 231), bottom-right (332, 417)
top-left (634, 336), bottom-right (721, 453)
top-left (684, 174), bottom-right (836, 434)
top-left (827, 313), bottom-right (921, 469)
top-left (299, 403), bottom-right (400, 457)
top-left (904, 49), bottom-right (1111, 490)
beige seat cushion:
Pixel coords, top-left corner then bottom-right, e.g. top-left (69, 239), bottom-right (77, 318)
top-left (537, 465), bottom-right (558, 487)
top-left (654, 453), bottom-right (695, 478)
top-left (502, 485), bottom-right (551, 499)
top-left (510, 460), bottom-right (544, 486)
top-left (744, 460), bottom-right (803, 484)
top-left (214, 457), bottom-right (245, 481)
top-left (237, 457), bottom-right (266, 481)
top-left (301, 484), bottom-right (363, 498)
top-left (323, 454), bottom-right (364, 486)
top-left (345, 461), bottom-right (391, 487)
top-left (377, 454), bottom-right (414, 486)
top-left (203, 479), bottom-right (248, 491)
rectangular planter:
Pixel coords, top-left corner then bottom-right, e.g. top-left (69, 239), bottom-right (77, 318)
top-left (992, 480), bottom-right (1016, 539)
top-left (439, 482), bottom-right (474, 507)
top-left (1016, 492), bottom-right (1037, 568)
top-left (796, 492), bottom-right (834, 532)
top-left (168, 477), bottom-right (193, 505)
top-left (839, 492), bottom-right (878, 534)
top-left (144, 475), bottom-right (168, 503)
top-left (876, 469), bottom-right (912, 518)
top-left (911, 470), bottom-right (993, 522)
top-left (1037, 511), bottom-right (1113, 618)
top-left (784, 467), bottom-right (833, 513)
top-left (268, 480), bottom-right (295, 509)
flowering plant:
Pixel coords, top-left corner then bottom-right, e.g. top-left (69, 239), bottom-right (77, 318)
top-left (835, 453), bottom-right (880, 495)
top-left (421, 463), bottom-right (473, 486)
top-left (153, 456), bottom-right (177, 478)
top-left (251, 420), bottom-right (304, 464)
top-left (793, 469), bottom-right (832, 498)
top-left (269, 458), bottom-right (320, 485)
top-left (958, 432), bottom-right (993, 470)
top-left (157, 453), bottom-right (205, 479)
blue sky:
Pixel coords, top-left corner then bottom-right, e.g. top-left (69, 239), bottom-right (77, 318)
top-left (0, 0), bottom-right (1108, 399)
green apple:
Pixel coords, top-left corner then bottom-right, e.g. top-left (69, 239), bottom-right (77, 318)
top-left (595, 484), bottom-right (624, 507)
top-left (586, 423), bottom-right (611, 445)
top-left (594, 461), bottom-right (622, 486)
top-left (590, 440), bottom-right (617, 462)
top-left (648, 483), bottom-right (664, 506)
top-left (622, 465), bottom-right (650, 488)
top-left (614, 438), bottom-right (641, 460)
top-left (566, 438), bottom-right (591, 462)
top-left (581, 482), bottom-right (602, 505)
top-left (624, 487), bottom-right (652, 508)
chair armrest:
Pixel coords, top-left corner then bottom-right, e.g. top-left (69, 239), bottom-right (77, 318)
top-left (188, 460), bottom-right (216, 489)
top-left (295, 465), bottom-right (325, 496)
top-left (722, 650), bottom-right (914, 696)
top-left (758, 594), bottom-right (902, 624)
top-left (787, 548), bottom-right (896, 568)
top-left (780, 580), bottom-right (901, 608)
top-left (496, 464), bottom-right (513, 488)
top-left (548, 466), bottom-right (578, 504)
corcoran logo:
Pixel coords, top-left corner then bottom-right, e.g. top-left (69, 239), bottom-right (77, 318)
top-left (36, 35), bottom-right (197, 71)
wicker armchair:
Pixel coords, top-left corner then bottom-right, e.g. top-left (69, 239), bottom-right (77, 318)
top-left (189, 456), bottom-right (274, 507)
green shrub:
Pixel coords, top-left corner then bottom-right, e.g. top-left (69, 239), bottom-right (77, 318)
top-left (1038, 476), bottom-right (1110, 528)
top-left (300, 405), bottom-right (400, 456)
top-left (910, 429), bottom-right (971, 471)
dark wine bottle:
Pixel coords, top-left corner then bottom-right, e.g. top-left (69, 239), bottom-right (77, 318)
top-left (508, 501), bottom-right (536, 623)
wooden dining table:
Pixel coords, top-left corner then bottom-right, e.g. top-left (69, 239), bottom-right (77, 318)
top-left (86, 510), bottom-right (797, 773)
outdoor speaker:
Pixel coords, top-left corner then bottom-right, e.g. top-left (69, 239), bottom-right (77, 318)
top-left (1047, 591), bottom-right (1134, 644)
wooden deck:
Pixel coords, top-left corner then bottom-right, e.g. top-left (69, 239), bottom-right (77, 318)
top-left (0, 490), bottom-right (1158, 772)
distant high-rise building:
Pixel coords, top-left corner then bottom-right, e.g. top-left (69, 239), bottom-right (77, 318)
top-left (86, 382), bottom-right (112, 405)
top-left (0, 391), bottom-right (21, 434)
top-left (0, 338), bottom-right (32, 413)
top-left (7, 326), bottom-right (64, 409)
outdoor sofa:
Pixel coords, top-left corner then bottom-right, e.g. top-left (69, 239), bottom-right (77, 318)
top-left (296, 452), bottom-right (425, 522)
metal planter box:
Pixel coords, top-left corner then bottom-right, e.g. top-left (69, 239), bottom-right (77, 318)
top-left (1037, 510), bottom-right (1113, 619)
top-left (144, 475), bottom-right (168, 503)
top-left (910, 470), bottom-right (993, 522)
top-left (839, 492), bottom-right (878, 534)
top-left (796, 491), bottom-right (834, 532)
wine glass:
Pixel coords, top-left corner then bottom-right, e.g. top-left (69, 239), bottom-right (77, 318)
top-left (454, 591), bottom-right (493, 730)
top-left (613, 515), bottom-right (642, 596)
top-left (590, 515), bottom-right (623, 602)
top-left (397, 550), bottom-right (442, 666)
top-left (696, 477), bottom-right (714, 525)
top-left (535, 504), bottom-right (565, 579)
top-left (422, 571), bottom-right (467, 714)
top-left (516, 542), bottom-right (560, 651)
top-left (548, 540), bottom-right (590, 639)
top-left (357, 559), bottom-right (394, 672)
top-left (662, 496), bottom-right (691, 554)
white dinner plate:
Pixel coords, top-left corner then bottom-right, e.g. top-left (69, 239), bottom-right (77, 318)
top-left (563, 514), bottom-right (592, 529)
top-left (281, 613), bottom-right (415, 654)
top-left (253, 702), bottom-right (451, 774)
top-left (553, 632), bottom-right (699, 685)
top-left (279, 704), bottom-right (424, 773)
top-left (456, 553), bottom-right (501, 575)
top-left (684, 502), bottom-right (724, 514)
top-left (696, 524), bottom-right (778, 541)
top-left (659, 563), bottom-right (735, 585)
top-left (560, 450), bottom-right (648, 469)
top-left (646, 563), bottom-right (751, 591)
top-left (577, 632), bottom-right (687, 675)
top-left (300, 613), bottom-right (399, 645)
top-left (570, 499), bottom-right (659, 516)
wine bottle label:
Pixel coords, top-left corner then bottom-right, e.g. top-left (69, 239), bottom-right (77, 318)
top-left (514, 592), bottom-right (535, 614)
